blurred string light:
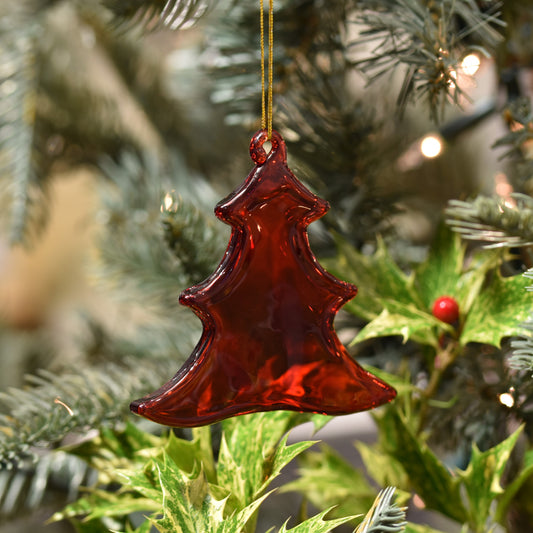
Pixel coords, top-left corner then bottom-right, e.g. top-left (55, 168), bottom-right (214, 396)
top-left (420, 135), bottom-right (443, 158)
top-left (161, 191), bottom-right (179, 213)
top-left (395, 51), bottom-right (494, 172)
top-left (461, 53), bottom-right (481, 76)
top-left (494, 172), bottom-right (515, 207)
top-left (412, 494), bottom-right (426, 509)
top-left (397, 133), bottom-right (445, 171)
top-left (498, 387), bottom-right (515, 408)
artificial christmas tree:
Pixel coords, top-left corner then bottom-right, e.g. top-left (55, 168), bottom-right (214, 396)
top-left (2, 1), bottom-right (533, 532)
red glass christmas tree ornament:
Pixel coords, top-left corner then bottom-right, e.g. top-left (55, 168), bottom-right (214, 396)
top-left (131, 130), bottom-right (396, 427)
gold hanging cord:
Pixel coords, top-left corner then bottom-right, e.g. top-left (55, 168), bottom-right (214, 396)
top-left (259, 0), bottom-right (274, 138)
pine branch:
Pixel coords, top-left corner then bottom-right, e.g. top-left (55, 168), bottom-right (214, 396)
top-left (510, 322), bottom-right (533, 374)
top-left (162, 191), bottom-right (227, 283)
top-left (0, 357), bottom-right (176, 469)
top-left (205, 0), bottom-right (399, 243)
top-left (350, 0), bottom-right (504, 121)
top-left (276, 55), bottom-right (399, 245)
top-left (445, 194), bottom-right (533, 248)
top-left (0, 1), bottom-right (50, 244)
top-left (510, 270), bottom-right (533, 373)
top-left (97, 151), bottom-right (224, 305)
top-left (492, 97), bottom-right (533, 190)
top-left (101, 0), bottom-right (212, 31)
top-left (494, 97), bottom-right (533, 159)
top-left (0, 452), bottom-right (93, 519)
top-left (204, 0), bottom-right (351, 127)
top-left (355, 487), bottom-right (407, 533)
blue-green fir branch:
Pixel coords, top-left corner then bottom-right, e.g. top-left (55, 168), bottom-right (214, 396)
top-left (510, 326), bottom-right (533, 375)
top-left (350, 0), bottom-right (504, 120)
top-left (445, 194), bottom-right (533, 248)
top-left (493, 97), bottom-right (533, 160)
top-left (0, 357), bottom-right (176, 469)
top-left (96, 151), bottom-right (225, 307)
top-left (0, 451), bottom-right (93, 519)
top-left (0, 2), bottom-right (48, 243)
top-left (355, 487), bottom-right (407, 533)
top-left (510, 270), bottom-right (533, 373)
top-left (101, 0), bottom-right (212, 32)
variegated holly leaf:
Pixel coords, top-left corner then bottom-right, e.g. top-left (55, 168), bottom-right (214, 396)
top-left (414, 224), bottom-right (502, 316)
top-left (217, 411), bottom-right (320, 508)
top-left (353, 300), bottom-right (450, 347)
top-left (414, 224), bottom-right (466, 309)
top-left (282, 443), bottom-right (376, 521)
top-left (51, 488), bottom-right (159, 523)
top-left (332, 224), bottom-right (526, 348)
top-left (495, 448), bottom-right (533, 523)
top-left (277, 508), bottom-right (357, 532)
top-left (375, 408), bottom-right (468, 524)
top-left (330, 235), bottom-right (422, 322)
top-left (459, 426), bottom-right (524, 532)
top-left (460, 271), bottom-right (531, 347)
top-left (165, 426), bottom-right (216, 483)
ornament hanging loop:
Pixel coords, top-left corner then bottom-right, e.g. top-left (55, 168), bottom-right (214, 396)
top-left (250, 129), bottom-right (285, 165)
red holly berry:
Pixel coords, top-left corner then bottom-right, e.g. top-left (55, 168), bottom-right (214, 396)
top-left (432, 296), bottom-right (459, 324)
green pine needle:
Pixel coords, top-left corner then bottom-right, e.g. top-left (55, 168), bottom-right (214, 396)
top-left (102, 0), bottom-right (212, 31)
top-left (355, 487), bottom-right (407, 533)
top-left (445, 194), bottom-right (533, 248)
top-left (351, 0), bottom-right (504, 120)
top-left (0, 2), bottom-right (49, 244)
top-left (0, 357), bottom-right (175, 468)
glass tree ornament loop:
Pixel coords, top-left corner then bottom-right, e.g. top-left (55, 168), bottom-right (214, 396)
top-left (249, 129), bottom-right (284, 164)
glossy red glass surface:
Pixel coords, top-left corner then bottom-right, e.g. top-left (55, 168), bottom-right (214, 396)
top-left (130, 130), bottom-right (396, 427)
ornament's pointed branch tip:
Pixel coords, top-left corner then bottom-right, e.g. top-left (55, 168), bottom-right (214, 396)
top-left (129, 399), bottom-right (142, 415)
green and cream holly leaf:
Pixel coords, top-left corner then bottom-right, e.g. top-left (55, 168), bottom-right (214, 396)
top-left (282, 443), bottom-right (377, 521)
top-left (375, 408), bottom-right (468, 524)
top-left (405, 525), bottom-right (448, 533)
top-left (165, 426), bottom-right (216, 483)
top-left (217, 411), bottom-right (318, 508)
top-left (413, 224), bottom-right (501, 315)
top-left (66, 422), bottom-right (161, 480)
top-left (413, 224), bottom-right (502, 324)
top-left (330, 234), bottom-right (422, 322)
top-left (142, 452), bottom-right (270, 533)
top-left (459, 426), bottom-right (524, 532)
top-left (51, 487), bottom-right (160, 524)
top-left (352, 300), bottom-right (450, 348)
top-left (356, 441), bottom-right (410, 499)
top-left (414, 224), bottom-right (466, 310)
top-left (363, 365), bottom-right (418, 398)
top-left (460, 271), bottom-right (531, 347)
top-left (332, 224), bottom-right (518, 348)
top-left (495, 448), bottom-right (533, 524)
top-left (277, 508), bottom-right (357, 533)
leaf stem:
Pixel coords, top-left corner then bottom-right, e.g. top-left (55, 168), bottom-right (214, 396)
top-left (417, 339), bottom-right (460, 434)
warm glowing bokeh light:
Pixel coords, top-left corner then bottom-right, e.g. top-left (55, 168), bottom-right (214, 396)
top-left (461, 53), bottom-right (481, 76)
top-left (420, 135), bottom-right (443, 158)
top-left (413, 494), bottom-right (426, 509)
top-left (494, 172), bottom-right (514, 201)
top-left (499, 392), bottom-right (514, 408)
top-left (161, 192), bottom-right (178, 213)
